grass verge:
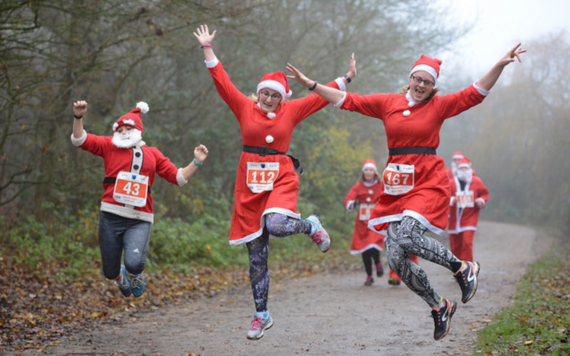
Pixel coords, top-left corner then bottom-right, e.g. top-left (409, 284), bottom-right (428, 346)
top-left (474, 231), bottom-right (570, 355)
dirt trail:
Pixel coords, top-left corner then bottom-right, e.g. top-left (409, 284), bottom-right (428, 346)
top-left (9, 221), bottom-right (551, 356)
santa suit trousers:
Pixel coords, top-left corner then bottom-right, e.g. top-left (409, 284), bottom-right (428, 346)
top-left (448, 230), bottom-right (475, 262)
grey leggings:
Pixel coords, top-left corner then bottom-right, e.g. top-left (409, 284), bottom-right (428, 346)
top-left (385, 216), bottom-right (461, 307)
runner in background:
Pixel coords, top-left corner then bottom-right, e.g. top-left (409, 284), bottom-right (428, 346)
top-left (286, 43), bottom-right (525, 340)
top-left (448, 157), bottom-right (489, 262)
top-left (345, 160), bottom-right (384, 286)
top-left (446, 151), bottom-right (464, 179)
top-left (193, 24), bottom-right (356, 340)
top-left (71, 100), bottom-right (208, 298)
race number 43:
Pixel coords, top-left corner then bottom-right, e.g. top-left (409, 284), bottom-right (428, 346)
top-left (383, 163), bottom-right (415, 196)
top-left (113, 171), bottom-right (149, 207)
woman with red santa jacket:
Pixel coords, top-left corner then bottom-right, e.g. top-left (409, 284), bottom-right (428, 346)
top-left (345, 160), bottom-right (385, 286)
top-left (287, 43), bottom-right (525, 340)
top-left (71, 101), bottom-right (208, 298)
top-left (193, 25), bottom-right (356, 341)
top-left (448, 157), bottom-right (489, 262)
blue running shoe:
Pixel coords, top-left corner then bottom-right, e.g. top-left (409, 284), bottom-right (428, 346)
top-left (306, 215), bottom-right (331, 252)
top-left (114, 265), bottom-right (131, 298)
top-left (246, 311), bottom-right (274, 340)
top-left (130, 272), bottom-right (146, 298)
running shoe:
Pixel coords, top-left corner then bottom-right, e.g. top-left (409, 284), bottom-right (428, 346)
top-left (454, 261), bottom-right (480, 303)
top-left (364, 276), bottom-right (374, 286)
top-left (431, 298), bottom-right (457, 341)
top-left (306, 215), bottom-right (331, 253)
top-left (246, 312), bottom-right (274, 340)
top-left (114, 265), bottom-right (131, 298)
top-left (388, 277), bottom-right (400, 286)
top-left (130, 272), bottom-right (146, 298)
top-left (376, 261), bottom-right (384, 277)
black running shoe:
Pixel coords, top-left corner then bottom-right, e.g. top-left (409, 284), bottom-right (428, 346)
top-left (454, 261), bottom-right (480, 303)
top-left (431, 298), bottom-right (457, 341)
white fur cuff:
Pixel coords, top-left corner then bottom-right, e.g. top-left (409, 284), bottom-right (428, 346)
top-left (205, 57), bottom-right (219, 68)
top-left (334, 92), bottom-right (347, 108)
top-left (176, 168), bottom-right (188, 186)
top-left (70, 130), bottom-right (87, 147)
top-left (335, 78), bottom-right (346, 92)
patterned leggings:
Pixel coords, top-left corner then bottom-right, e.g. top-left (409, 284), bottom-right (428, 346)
top-left (246, 213), bottom-right (312, 312)
top-left (385, 216), bottom-right (462, 308)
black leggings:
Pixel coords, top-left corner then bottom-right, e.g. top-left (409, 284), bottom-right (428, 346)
top-left (362, 249), bottom-right (380, 276)
top-left (385, 216), bottom-right (461, 307)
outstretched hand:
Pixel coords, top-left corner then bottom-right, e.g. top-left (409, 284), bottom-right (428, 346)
top-left (498, 43), bottom-right (526, 67)
top-left (347, 53), bottom-right (357, 79)
top-left (286, 63), bottom-right (314, 88)
top-left (194, 144), bottom-right (209, 163)
top-left (193, 24), bottom-right (216, 46)
top-left (73, 100), bottom-right (87, 118)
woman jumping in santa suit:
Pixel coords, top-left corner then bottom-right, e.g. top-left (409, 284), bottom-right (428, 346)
top-left (71, 100), bottom-right (208, 299)
top-left (287, 44), bottom-right (525, 340)
top-left (193, 24), bottom-right (356, 340)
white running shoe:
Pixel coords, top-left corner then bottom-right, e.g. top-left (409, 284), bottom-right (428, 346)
top-left (246, 312), bottom-right (274, 340)
top-left (306, 215), bottom-right (331, 252)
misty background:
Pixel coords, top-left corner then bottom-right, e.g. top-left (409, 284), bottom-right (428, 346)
top-left (1, 0), bottom-right (568, 247)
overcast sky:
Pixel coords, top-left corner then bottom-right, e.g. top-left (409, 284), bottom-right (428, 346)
top-left (434, 0), bottom-right (570, 83)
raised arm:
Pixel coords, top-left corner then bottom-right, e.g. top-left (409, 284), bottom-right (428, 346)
top-left (476, 43), bottom-right (526, 91)
top-left (72, 100), bottom-right (88, 138)
top-left (286, 53), bottom-right (357, 105)
top-left (193, 24), bottom-right (217, 62)
top-left (180, 144), bottom-right (209, 181)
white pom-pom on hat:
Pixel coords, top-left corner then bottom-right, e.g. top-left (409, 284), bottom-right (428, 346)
top-left (136, 102), bottom-right (149, 114)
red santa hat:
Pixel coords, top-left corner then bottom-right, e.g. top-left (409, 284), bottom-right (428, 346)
top-left (410, 54), bottom-right (442, 86)
top-left (457, 157), bottom-right (472, 169)
top-left (257, 72), bottom-right (292, 99)
top-left (113, 102), bottom-right (149, 134)
top-left (452, 151), bottom-right (464, 160)
top-left (362, 159), bottom-right (377, 172)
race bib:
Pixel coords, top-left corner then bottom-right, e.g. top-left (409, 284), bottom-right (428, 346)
top-left (113, 171), bottom-right (149, 207)
top-left (359, 203), bottom-right (375, 221)
top-left (456, 191), bottom-right (474, 208)
top-left (246, 162), bottom-right (279, 193)
top-left (383, 163), bottom-right (415, 195)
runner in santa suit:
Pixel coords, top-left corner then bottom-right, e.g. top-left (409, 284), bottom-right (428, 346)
top-left (286, 43), bottom-right (525, 340)
top-left (193, 25), bottom-right (356, 340)
top-left (447, 151), bottom-right (476, 180)
top-left (345, 160), bottom-right (419, 286)
top-left (446, 151), bottom-right (464, 180)
top-left (448, 157), bottom-right (489, 262)
top-left (71, 101), bottom-right (208, 298)
top-left (345, 160), bottom-right (385, 286)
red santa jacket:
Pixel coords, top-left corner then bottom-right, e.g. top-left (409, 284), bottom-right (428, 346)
top-left (72, 132), bottom-right (186, 223)
top-left (345, 180), bottom-right (384, 254)
top-left (448, 175), bottom-right (489, 233)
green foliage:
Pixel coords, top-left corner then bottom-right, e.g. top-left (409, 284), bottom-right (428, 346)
top-left (475, 239), bottom-right (570, 355)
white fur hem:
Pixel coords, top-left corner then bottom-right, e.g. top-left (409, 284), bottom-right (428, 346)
top-left (367, 209), bottom-right (444, 235)
top-left (350, 244), bottom-right (383, 255)
top-left (448, 226), bottom-right (478, 234)
top-left (228, 207), bottom-right (301, 246)
top-left (71, 130), bottom-right (87, 147)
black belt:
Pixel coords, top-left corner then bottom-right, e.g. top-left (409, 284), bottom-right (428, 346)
top-left (103, 177), bottom-right (151, 193)
top-left (389, 147), bottom-right (436, 156)
top-left (243, 145), bottom-right (304, 175)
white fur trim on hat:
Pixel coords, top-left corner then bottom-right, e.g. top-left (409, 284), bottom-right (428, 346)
top-left (452, 153), bottom-right (464, 159)
top-left (136, 102), bottom-right (149, 114)
top-left (257, 80), bottom-right (292, 99)
top-left (410, 64), bottom-right (438, 85)
top-left (457, 162), bottom-right (471, 169)
top-left (362, 163), bottom-right (377, 172)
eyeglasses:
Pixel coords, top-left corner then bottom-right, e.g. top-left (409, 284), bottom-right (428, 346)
top-left (259, 91), bottom-right (282, 101)
top-left (411, 75), bottom-right (435, 87)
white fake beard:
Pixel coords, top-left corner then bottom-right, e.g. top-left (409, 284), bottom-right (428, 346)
top-left (457, 169), bottom-right (472, 183)
top-left (112, 129), bottom-right (142, 148)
